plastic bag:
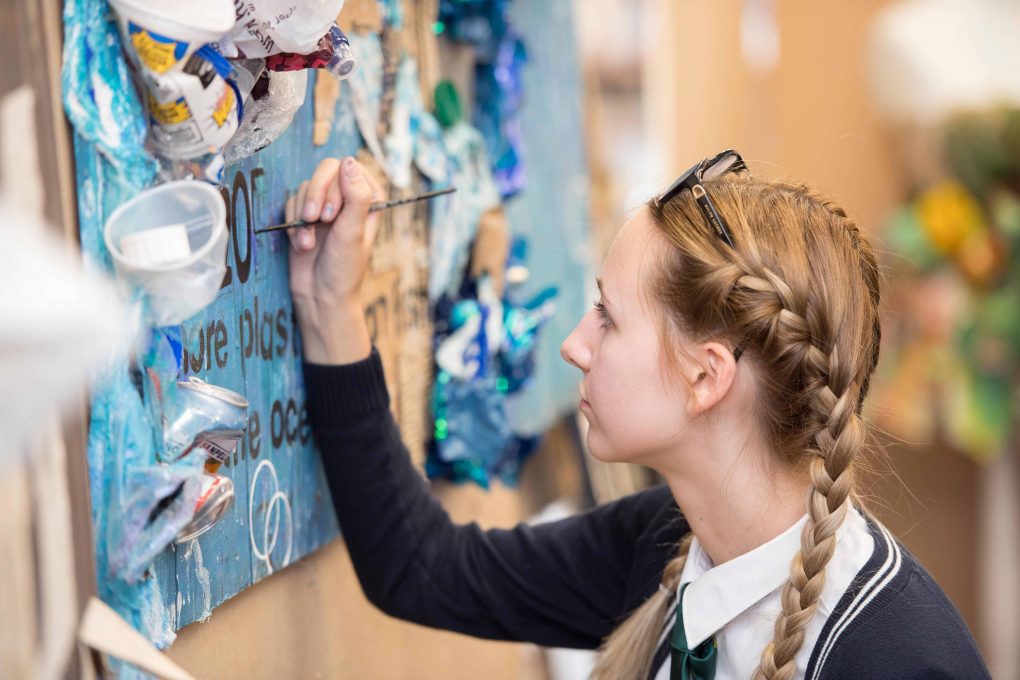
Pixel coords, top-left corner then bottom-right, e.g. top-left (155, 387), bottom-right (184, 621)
top-left (222, 70), bottom-right (309, 165)
top-left (224, 0), bottom-right (346, 58)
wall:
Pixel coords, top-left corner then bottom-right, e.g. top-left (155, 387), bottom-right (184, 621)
top-left (167, 484), bottom-right (542, 680)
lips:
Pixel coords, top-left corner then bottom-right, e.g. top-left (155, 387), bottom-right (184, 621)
top-left (579, 387), bottom-right (591, 410)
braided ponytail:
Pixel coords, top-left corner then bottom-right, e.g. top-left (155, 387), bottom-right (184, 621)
top-left (591, 533), bottom-right (694, 680)
top-left (593, 174), bottom-right (882, 679)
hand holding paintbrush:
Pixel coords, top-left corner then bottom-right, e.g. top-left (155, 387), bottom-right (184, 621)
top-left (285, 157), bottom-right (394, 364)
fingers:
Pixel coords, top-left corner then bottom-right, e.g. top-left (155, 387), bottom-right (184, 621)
top-left (333, 157), bottom-right (375, 242)
top-left (321, 170), bottom-right (343, 223)
top-left (302, 157), bottom-right (341, 223)
top-left (361, 166), bottom-right (385, 247)
top-left (287, 181), bottom-right (317, 251)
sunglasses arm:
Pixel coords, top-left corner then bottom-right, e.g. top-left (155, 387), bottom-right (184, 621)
top-left (691, 184), bottom-right (736, 248)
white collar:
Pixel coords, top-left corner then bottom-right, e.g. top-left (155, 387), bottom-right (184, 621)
top-left (678, 504), bottom-right (856, 648)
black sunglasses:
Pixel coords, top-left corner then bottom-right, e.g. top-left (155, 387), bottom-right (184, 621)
top-left (654, 149), bottom-right (749, 360)
top-left (653, 149), bottom-right (748, 249)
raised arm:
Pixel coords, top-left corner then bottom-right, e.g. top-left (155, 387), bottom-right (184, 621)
top-left (287, 157), bottom-right (660, 648)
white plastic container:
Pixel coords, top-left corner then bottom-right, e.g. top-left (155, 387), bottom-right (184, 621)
top-left (109, 0), bottom-right (234, 72)
top-left (104, 181), bottom-right (228, 327)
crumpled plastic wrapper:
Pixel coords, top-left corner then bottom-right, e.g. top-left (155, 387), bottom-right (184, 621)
top-left (427, 274), bottom-right (559, 488)
top-left (95, 329), bottom-right (206, 586)
top-left (222, 70), bottom-right (309, 165)
top-left (222, 0), bottom-right (345, 58)
top-left (61, 0), bottom-right (157, 188)
top-left (87, 327), bottom-right (205, 660)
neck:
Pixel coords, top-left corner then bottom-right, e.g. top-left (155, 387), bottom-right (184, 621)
top-left (653, 430), bottom-right (810, 566)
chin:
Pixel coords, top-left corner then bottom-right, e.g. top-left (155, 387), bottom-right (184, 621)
top-left (585, 430), bottom-right (634, 464)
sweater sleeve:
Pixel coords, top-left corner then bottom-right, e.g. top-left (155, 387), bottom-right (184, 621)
top-left (303, 349), bottom-right (658, 649)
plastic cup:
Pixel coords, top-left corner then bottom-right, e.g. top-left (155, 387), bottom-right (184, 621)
top-left (103, 180), bottom-right (227, 327)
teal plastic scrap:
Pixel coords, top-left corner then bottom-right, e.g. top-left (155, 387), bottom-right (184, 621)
top-left (61, 0), bottom-right (156, 188)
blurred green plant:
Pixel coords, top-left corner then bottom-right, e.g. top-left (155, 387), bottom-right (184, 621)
top-left (880, 106), bottom-right (1020, 461)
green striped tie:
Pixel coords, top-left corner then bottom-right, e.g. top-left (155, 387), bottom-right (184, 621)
top-left (670, 583), bottom-right (717, 680)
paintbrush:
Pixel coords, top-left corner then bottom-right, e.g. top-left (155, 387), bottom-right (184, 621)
top-left (254, 187), bottom-right (456, 235)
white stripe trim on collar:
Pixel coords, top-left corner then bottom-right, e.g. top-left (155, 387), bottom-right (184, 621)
top-left (809, 520), bottom-right (902, 680)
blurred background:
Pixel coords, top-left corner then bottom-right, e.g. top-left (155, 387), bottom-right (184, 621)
top-left (575, 2), bottom-right (1020, 679)
top-left (4, 0), bottom-right (1019, 678)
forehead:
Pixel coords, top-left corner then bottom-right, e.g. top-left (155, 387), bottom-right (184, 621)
top-left (601, 208), bottom-right (660, 301)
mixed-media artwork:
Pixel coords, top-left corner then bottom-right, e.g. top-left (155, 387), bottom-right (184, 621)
top-left (63, 1), bottom-right (588, 670)
top-left (66, 0), bottom-right (434, 656)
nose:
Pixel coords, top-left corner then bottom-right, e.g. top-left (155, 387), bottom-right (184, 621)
top-left (560, 312), bottom-right (595, 372)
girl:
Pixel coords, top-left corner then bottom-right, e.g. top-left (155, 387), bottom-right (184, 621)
top-left (285, 153), bottom-right (989, 679)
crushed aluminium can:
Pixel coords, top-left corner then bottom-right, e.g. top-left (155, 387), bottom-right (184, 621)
top-left (165, 376), bottom-right (248, 464)
top-left (176, 473), bottom-right (235, 543)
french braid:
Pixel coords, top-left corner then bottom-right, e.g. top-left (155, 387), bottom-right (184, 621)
top-left (598, 174), bottom-right (883, 680)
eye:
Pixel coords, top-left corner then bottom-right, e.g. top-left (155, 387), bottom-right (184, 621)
top-left (592, 299), bottom-right (611, 327)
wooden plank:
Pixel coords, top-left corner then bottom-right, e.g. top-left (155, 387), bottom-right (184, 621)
top-left (0, 2), bottom-right (94, 679)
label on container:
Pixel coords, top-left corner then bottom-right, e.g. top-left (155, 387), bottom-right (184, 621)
top-left (190, 429), bottom-right (244, 463)
top-left (146, 54), bottom-right (239, 158)
top-left (194, 474), bottom-right (228, 511)
top-left (148, 94), bottom-right (192, 125)
top-left (210, 87), bottom-right (236, 129)
top-left (128, 22), bottom-right (190, 74)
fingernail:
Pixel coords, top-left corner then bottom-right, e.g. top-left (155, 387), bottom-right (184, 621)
top-left (343, 157), bottom-right (361, 180)
top-left (322, 202), bottom-right (335, 219)
top-left (303, 200), bottom-right (318, 221)
top-left (301, 229), bottom-right (314, 249)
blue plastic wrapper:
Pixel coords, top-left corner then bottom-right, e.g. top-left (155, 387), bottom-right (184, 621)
top-left (475, 32), bottom-right (527, 198)
top-left (428, 274), bottom-right (557, 488)
top-left (438, 0), bottom-right (527, 199)
top-left (61, 0), bottom-right (156, 188)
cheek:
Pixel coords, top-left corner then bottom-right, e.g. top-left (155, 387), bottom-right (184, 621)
top-left (585, 346), bottom-right (685, 460)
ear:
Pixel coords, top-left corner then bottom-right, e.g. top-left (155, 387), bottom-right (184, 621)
top-left (684, 341), bottom-right (738, 418)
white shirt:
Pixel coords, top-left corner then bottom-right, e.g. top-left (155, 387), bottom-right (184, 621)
top-left (652, 505), bottom-right (874, 680)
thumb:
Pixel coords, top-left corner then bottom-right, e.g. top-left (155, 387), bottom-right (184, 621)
top-left (332, 157), bottom-right (374, 243)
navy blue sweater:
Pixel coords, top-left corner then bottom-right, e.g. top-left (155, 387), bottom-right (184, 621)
top-left (304, 350), bottom-right (990, 679)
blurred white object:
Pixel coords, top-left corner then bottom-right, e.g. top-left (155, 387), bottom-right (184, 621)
top-left (224, 0), bottom-right (346, 58)
top-left (0, 194), bottom-right (132, 467)
top-left (869, 0), bottom-right (1020, 124)
top-left (740, 0), bottom-right (779, 75)
top-left (103, 180), bottom-right (227, 327)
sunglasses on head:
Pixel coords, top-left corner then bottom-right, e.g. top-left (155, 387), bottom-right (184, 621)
top-left (654, 149), bottom-right (749, 360)
top-left (653, 149), bottom-right (748, 249)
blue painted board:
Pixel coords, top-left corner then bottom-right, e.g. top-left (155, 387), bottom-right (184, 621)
top-left (76, 71), bottom-right (366, 631)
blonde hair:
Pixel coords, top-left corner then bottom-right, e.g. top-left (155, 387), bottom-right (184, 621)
top-left (591, 175), bottom-right (882, 680)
